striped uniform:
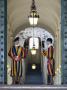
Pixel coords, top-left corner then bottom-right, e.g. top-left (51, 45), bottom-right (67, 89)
top-left (48, 46), bottom-right (53, 59)
top-left (42, 46), bottom-right (53, 59)
top-left (47, 46), bottom-right (55, 76)
top-left (8, 46), bottom-right (24, 77)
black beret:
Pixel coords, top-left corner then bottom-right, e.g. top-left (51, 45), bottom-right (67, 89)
top-left (14, 37), bottom-right (19, 42)
top-left (47, 38), bottom-right (52, 43)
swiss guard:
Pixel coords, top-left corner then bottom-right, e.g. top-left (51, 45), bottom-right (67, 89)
top-left (47, 38), bottom-right (55, 85)
top-left (8, 37), bottom-right (26, 84)
top-left (42, 38), bottom-right (55, 85)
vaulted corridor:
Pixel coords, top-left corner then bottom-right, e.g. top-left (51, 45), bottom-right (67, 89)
top-left (7, 0), bottom-right (61, 86)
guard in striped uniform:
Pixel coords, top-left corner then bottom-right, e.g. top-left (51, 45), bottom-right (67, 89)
top-left (41, 38), bottom-right (55, 85)
top-left (47, 38), bottom-right (55, 85)
top-left (8, 37), bottom-right (25, 84)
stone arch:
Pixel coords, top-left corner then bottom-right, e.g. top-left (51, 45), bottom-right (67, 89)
top-left (13, 24), bottom-right (55, 38)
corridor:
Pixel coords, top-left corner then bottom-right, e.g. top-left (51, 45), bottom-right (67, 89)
top-left (24, 63), bottom-right (43, 84)
top-left (7, 0), bottom-right (61, 86)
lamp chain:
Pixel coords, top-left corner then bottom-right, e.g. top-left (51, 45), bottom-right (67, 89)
top-left (31, 0), bottom-right (36, 10)
top-left (33, 12), bottom-right (35, 47)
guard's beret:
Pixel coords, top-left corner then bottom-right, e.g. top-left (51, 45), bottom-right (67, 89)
top-left (14, 37), bottom-right (19, 42)
top-left (47, 38), bottom-right (52, 43)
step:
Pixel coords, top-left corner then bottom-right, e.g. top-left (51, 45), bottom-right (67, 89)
top-left (0, 85), bottom-right (67, 90)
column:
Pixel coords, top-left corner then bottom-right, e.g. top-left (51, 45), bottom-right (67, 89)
top-left (61, 0), bottom-right (67, 84)
top-left (0, 0), bottom-right (7, 84)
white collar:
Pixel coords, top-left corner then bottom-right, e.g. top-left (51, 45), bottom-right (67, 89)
top-left (48, 44), bottom-right (53, 48)
top-left (15, 44), bottom-right (20, 47)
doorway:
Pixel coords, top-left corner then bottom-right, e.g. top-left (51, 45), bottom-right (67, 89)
top-left (7, 27), bottom-right (61, 85)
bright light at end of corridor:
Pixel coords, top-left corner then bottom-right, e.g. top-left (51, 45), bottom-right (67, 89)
top-left (32, 64), bottom-right (36, 70)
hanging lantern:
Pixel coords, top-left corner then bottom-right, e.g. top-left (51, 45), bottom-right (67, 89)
top-left (28, 0), bottom-right (39, 26)
top-left (31, 46), bottom-right (36, 55)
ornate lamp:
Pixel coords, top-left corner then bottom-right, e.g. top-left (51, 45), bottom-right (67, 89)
top-left (28, 0), bottom-right (39, 26)
top-left (31, 44), bottom-right (36, 55)
top-left (28, 0), bottom-right (39, 55)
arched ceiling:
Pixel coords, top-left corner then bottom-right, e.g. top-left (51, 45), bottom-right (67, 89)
top-left (16, 27), bottom-right (54, 47)
top-left (7, 0), bottom-right (61, 37)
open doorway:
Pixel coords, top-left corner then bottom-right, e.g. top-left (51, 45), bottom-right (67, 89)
top-left (24, 37), bottom-right (43, 84)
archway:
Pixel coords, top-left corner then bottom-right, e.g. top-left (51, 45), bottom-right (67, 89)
top-left (7, 27), bottom-right (60, 85)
